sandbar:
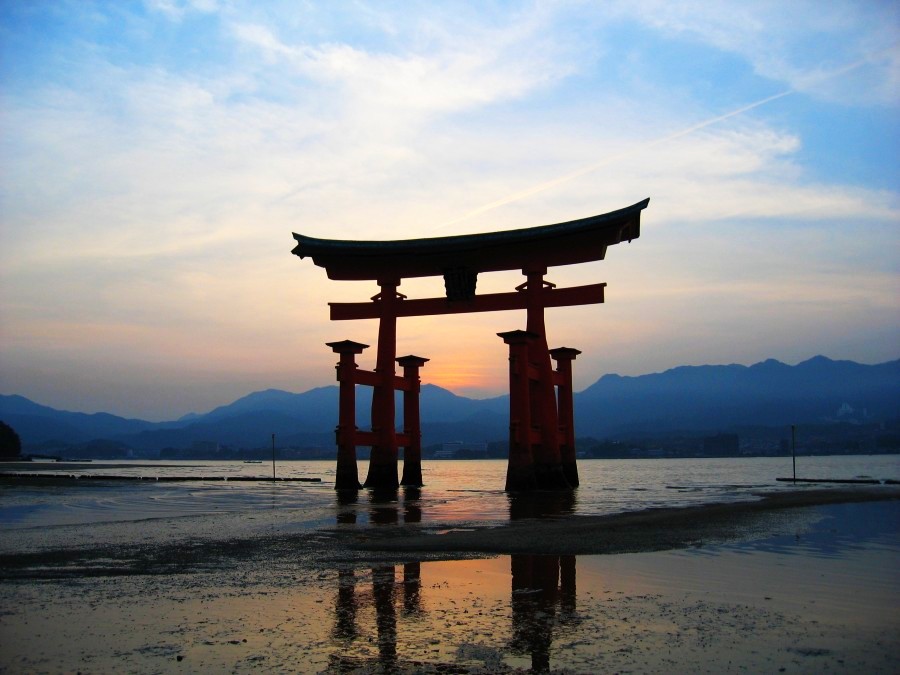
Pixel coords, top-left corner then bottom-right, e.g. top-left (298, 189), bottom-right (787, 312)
top-left (0, 485), bottom-right (897, 672)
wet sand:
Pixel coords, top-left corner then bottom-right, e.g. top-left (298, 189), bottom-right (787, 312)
top-left (336, 486), bottom-right (900, 557)
top-left (0, 486), bottom-right (897, 672)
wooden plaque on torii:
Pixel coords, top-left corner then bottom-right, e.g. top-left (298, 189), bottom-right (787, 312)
top-left (292, 198), bottom-right (649, 491)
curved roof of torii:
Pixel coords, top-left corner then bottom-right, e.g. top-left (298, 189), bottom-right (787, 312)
top-left (292, 197), bottom-right (649, 281)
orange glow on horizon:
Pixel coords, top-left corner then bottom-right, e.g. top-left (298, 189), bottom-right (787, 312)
top-left (415, 351), bottom-right (511, 396)
top-left (422, 367), bottom-right (491, 393)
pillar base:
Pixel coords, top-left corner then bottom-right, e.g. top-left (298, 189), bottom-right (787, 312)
top-left (505, 463), bottom-right (538, 492)
top-left (400, 462), bottom-right (423, 487)
top-left (335, 454), bottom-right (362, 491)
top-left (534, 462), bottom-right (572, 490)
top-left (561, 461), bottom-right (579, 488)
top-left (364, 459), bottom-right (400, 490)
top-left (335, 476), bottom-right (363, 491)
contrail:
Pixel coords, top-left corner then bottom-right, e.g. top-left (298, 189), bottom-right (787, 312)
top-left (437, 90), bottom-right (792, 229)
top-left (435, 50), bottom-right (890, 230)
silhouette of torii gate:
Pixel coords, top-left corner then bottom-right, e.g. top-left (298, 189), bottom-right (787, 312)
top-left (292, 198), bottom-right (648, 491)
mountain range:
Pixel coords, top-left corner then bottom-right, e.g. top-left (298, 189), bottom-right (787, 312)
top-left (2, 355), bottom-right (897, 453)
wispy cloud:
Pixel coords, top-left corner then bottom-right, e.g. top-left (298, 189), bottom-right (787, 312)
top-left (143, 0), bottom-right (219, 21)
top-left (229, 6), bottom-right (580, 124)
top-left (1, 1), bottom-right (897, 418)
top-left (612, 0), bottom-right (900, 105)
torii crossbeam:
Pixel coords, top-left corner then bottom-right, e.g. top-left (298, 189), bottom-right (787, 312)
top-left (292, 198), bottom-right (648, 491)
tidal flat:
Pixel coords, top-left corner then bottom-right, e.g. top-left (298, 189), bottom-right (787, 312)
top-left (0, 480), bottom-right (898, 673)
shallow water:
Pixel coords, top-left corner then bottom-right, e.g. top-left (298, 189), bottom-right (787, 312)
top-left (2, 455), bottom-right (898, 531)
top-left (1, 501), bottom-right (897, 673)
top-left (1, 458), bottom-right (898, 672)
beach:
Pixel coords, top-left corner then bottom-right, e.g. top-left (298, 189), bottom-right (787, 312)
top-left (1, 469), bottom-right (898, 673)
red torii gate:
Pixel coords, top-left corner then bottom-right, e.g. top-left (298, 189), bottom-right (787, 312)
top-left (292, 198), bottom-right (648, 491)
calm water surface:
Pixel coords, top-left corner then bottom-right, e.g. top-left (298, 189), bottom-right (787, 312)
top-left (2, 500), bottom-right (897, 673)
top-left (1, 455), bottom-right (897, 530)
top-left (1, 460), bottom-right (898, 672)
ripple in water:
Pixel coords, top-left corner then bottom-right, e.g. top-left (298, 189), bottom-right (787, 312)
top-left (1, 455), bottom-right (897, 530)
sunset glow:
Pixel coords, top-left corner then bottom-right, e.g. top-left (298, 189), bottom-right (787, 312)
top-left (1, 1), bottom-right (897, 420)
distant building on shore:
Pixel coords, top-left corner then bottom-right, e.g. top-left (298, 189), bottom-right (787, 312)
top-left (701, 433), bottom-right (740, 457)
top-left (434, 441), bottom-right (489, 459)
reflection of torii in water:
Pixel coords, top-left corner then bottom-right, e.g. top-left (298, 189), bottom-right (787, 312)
top-left (329, 553), bottom-right (577, 672)
top-left (292, 198), bottom-right (648, 491)
top-left (328, 492), bottom-right (578, 671)
top-left (330, 490), bottom-right (423, 672)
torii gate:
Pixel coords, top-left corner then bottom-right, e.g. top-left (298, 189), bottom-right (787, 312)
top-left (292, 198), bottom-right (648, 491)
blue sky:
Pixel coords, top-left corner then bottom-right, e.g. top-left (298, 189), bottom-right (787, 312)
top-left (1, 1), bottom-right (898, 420)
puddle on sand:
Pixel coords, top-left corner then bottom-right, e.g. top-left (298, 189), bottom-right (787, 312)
top-left (2, 506), bottom-right (898, 674)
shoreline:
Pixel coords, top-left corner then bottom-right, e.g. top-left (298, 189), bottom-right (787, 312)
top-left (334, 486), bottom-right (900, 557)
top-left (1, 487), bottom-right (897, 672)
top-left (1, 489), bottom-right (897, 673)
top-left (1, 485), bottom-right (897, 580)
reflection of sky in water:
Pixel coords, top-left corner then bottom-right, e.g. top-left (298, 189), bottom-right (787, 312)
top-left (0, 468), bottom-right (900, 672)
top-left (12, 527), bottom-right (896, 672)
top-left (683, 500), bottom-right (900, 559)
top-left (317, 502), bottom-right (899, 671)
top-left (0, 481), bottom-right (335, 529)
top-left (5, 532), bottom-right (896, 674)
top-left (632, 501), bottom-right (900, 623)
top-left (1, 455), bottom-right (898, 530)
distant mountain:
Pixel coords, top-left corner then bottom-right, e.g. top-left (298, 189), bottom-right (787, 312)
top-left (575, 356), bottom-right (900, 437)
top-left (198, 387), bottom-right (337, 422)
top-left (0, 394), bottom-right (160, 445)
top-left (2, 355), bottom-right (897, 453)
top-left (419, 384), bottom-right (507, 423)
top-left (0, 382), bottom-right (505, 451)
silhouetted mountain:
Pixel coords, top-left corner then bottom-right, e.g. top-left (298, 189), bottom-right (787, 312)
top-left (421, 408), bottom-right (508, 447)
top-left (0, 394), bottom-right (159, 445)
top-left (199, 387), bottom-right (337, 421)
top-left (128, 384), bottom-right (507, 450)
top-left (575, 355), bottom-right (899, 437)
top-left (419, 384), bottom-right (507, 422)
top-left (2, 355), bottom-right (897, 453)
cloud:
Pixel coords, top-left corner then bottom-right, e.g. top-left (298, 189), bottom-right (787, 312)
top-left (1, 1), bottom-right (897, 418)
top-left (229, 4), bottom-right (581, 122)
top-left (611, 0), bottom-right (900, 105)
top-left (143, 0), bottom-right (219, 21)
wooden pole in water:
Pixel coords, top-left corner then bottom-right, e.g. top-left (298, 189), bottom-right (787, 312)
top-left (272, 433), bottom-right (276, 481)
top-left (791, 425), bottom-right (796, 483)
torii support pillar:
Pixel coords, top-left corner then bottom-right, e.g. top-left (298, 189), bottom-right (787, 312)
top-left (522, 267), bottom-right (570, 490)
top-left (398, 355), bottom-right (429, 487)
top-left (550, 347), bottom-right (581, 488)
top-left (499, 330), bottom-right (539, 491)
top-left (365, 279), bottom-right (402, 490)
top-left (327, 339), bottom-right (369, 490)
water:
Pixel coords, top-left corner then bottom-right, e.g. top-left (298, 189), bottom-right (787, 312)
top-left (3, 500), bottom-right (897, 672)
top-left (2, 458), bottom-right (898, 672)
top-left (1, 455), bottom-right (897, 531)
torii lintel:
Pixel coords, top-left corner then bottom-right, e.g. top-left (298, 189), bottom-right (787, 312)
top-left (292, 198), bottom-right (648, 288)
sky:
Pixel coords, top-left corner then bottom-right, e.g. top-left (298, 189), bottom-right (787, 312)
top-left (1, 1), bottom-right (898, 421)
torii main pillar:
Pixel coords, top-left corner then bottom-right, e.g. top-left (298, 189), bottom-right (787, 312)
top-left (365, 279), bottom-right (402, 490)
top-left (292, 198), bottom-right (649, 491)
top-left (522, 267), bottom-right (569, 489)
